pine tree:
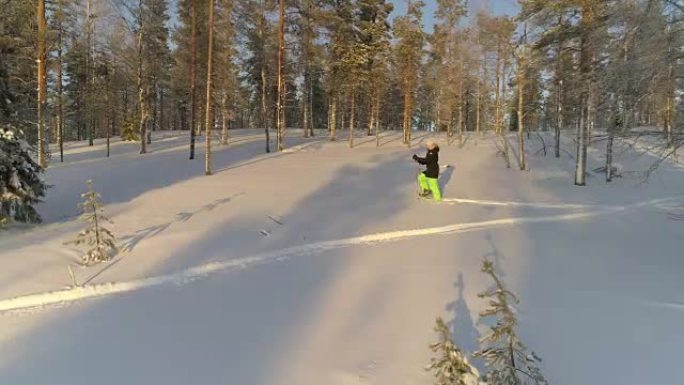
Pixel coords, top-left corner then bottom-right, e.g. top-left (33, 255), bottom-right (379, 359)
top-left (394, 0), bottom-right (425, 147)
top-left (433, 0), bottom-right (467, 142)
top-left (215, 0), bottom-right (239, 146)
top-left (475, 260), bottom-right (546, 385)
top-left (427, 317), bottom-right (482, 385)
top-left (68, 180), bottom-right (117, 266)
top-left (235, 0), bottom-right (275, 151)
top-left (0, 127), bottom-right (48, 226)
top-left (1, 1), bottom-right (37, 138)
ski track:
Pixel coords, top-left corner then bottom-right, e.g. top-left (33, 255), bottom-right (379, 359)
top-left (0, 207), bottom-right (625, 314)
top-left (440, 198), bottom-right (595, 209)
top-left (441, 194), bottom-right (684, 210)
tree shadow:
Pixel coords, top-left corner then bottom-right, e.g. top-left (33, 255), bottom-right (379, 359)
top-left (119, 193), bottom-right (244, 253)
top-left (445, 272), bottom-right (481, 356)
top-left (214, 139), bottom-right (326, 174)
top-left (149, 151), bottom-right (413, 275)
top-left (0, 151), bottom-right (419, 384)
top-left (39, 132), bottom-right (317, 223)
top-left (378, 131), bottom-right (403, 147)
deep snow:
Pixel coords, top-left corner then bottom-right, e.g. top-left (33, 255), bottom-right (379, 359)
top-left (0, 129), bottom-right (682, 385)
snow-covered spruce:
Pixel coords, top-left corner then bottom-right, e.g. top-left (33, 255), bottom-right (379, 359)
top-left (0, 126), bottom-right (48, 226)
top-left (120, 118), bottom-right (140, 142)
top-left (427, 317), bottom-right (483, 385)
top-left (475, 260), bottom-right (546, 385)
top-left (66, 180), bottom-right (117, 265)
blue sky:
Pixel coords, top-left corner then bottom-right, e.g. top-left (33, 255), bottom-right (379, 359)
top-left (391, 0), bottom-right (520, 32)
top-left (168, 0), bottom-right (520, 31)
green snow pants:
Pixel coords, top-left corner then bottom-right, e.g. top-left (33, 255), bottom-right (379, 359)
top-left (418, 173), bottom-right (442, 201)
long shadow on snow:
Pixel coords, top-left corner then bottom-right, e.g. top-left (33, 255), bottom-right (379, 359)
top-left (0, 152), bottom-right (416, 384)
top-left (445, 272), bottom-right (483, 372)
top-left (153, 152), bottom-right (411, 274)
top-left (39, 134), bottom-right (323, 223)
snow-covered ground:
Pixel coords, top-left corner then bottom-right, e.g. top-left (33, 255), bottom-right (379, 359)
top-left (0, 129), bottom-right (682, 384)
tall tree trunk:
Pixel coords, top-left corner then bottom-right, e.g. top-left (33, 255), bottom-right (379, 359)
top-left (575, 99), bottom-right (588, 186)
top-left (261, 66), bottom-right (269, 151)
top-left (555, 78), bottom-right (563, 158)
top-left (517, 48), bottom-right (526, 171)
top-left (221, 92), bottom-right (229, 145)
top-left (478, 56), bottom-right (487, 136)
top-left (375, 91), bottom-right (381, 147)
top-left (37, 0), bottom-right (48, 168)
top-left (152, 82), bottom-right (158, 132)
top-left (497, 58), bottom-right (510, 168)
top-left (555, 18), bottom-right (564, 158)
top-left (666, 22), bottom-right (674, 146)
top-left (348, 88), bottom-right (355, 148)
top-left (403, 78), bottom-right (411, 147)
top-left (260, 0), bottom-right (270, 153)
top-left (575, 3), bottom-right (594, 186)
top-left (106, 73), bottom-right (111, 158)
top-left (303, 77), bottom-right (309, 138)
top-left (160, 84), bottom-right (165, 131)
top-left (205, 0), bottom-right (215, 175)
top-left (606, 115), bottom-right (615, 182)
top-left (86, 0), bottom-right (94, 147)
top-left (457, 61), bottom-right (464, 147)
top-left (476, 76), bottom-right (481, 137)
top-left (308, 73), bottom-right (314, 137)
top-left (329, 96), bottom-right (337, 141)
top-left (495, 47), bottom-right (502, 136)
top-left (137, 0), bottom-right (147, 154)
top-left (56, 0), bottom-right (65, 163)
top-left (189, 0), bottom-right (197, 159)
top-left (367, 95), bottom-right (373, 136)
top-left (276, 0), bottom-right (286, 151)
top-left (368, 90), bottom-right (375, 140)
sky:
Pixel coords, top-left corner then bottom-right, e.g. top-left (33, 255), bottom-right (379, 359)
top-left (391, 0), bottom-right (520, 32)
top-left (167, 0), bottom-right (521, 32)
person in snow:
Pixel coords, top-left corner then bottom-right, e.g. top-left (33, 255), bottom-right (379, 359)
top-left (413, 141), bottom-right (442, 201)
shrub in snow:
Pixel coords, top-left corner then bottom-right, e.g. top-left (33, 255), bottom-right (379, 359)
top-left (67, 180), bottom-right (117, 265)
top-left (427, 317), bottom-right (483, 385)
top-left (0, 126), bottom-right (48, 226)
top-left (475, 260), bottom-right (546, 385)
top-left (121, 118), bottom-right (140, 142)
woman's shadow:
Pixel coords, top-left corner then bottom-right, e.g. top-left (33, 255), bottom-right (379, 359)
top-left (445, 272), bottom-right (484, 371)
top-left (439, 166), bottom-right (455, 196)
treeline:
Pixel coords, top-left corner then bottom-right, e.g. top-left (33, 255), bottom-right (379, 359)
top-left (1, 0), bottom-right (682, 182)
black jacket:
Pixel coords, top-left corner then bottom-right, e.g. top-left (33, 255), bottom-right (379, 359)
top-left (413, 146), bottom-right (440, 178)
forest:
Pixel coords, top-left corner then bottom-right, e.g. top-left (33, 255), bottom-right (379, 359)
top-left (1, 2), bottom-right (684, 384)
top-left (1, 0), bottom-right (683, 180)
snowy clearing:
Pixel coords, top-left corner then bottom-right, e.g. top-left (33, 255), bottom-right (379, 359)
top-left (0, 129), bottom-right (683, 385)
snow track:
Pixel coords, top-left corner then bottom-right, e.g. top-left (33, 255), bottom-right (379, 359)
top-left (441, 194), bottom-right (684, 211)
top-left (440, 198), bottom-right (596, 209)
top-left (0, 206), bottom-right (623, 313)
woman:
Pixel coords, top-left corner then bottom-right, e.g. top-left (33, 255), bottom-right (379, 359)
top-left (412, 141), bottom-right (441, 201)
